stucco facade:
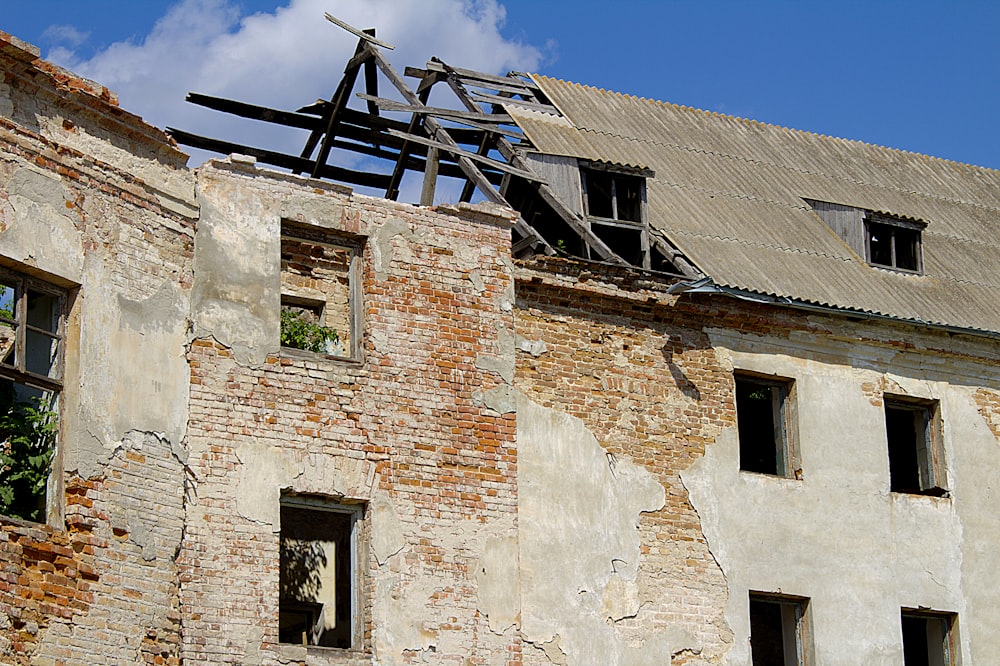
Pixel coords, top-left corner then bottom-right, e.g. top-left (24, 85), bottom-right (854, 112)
top-left (2, 29), bottom-right (999, 666)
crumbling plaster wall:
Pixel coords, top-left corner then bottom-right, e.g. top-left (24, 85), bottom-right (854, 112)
top-left (513, 269), bottom-right (735, 665)
top-left (682, 323), bottom-right (1000, 665)
top-left (0, 34), bottom-right (196, 664)
top-left (182, 159), bottom-right (521, 665)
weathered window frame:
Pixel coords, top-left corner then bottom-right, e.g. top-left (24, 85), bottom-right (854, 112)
top-left (280, 221), bottom-right (364, 362)
top-left (0, 266), bottom-right (68, 524)
top-left (580, 161), bottom-right (654, 268)
top-left (734, 372), bottom-right (799, 479)
top-left (884, 395), bottom-right (947, 496)
top-left (749, 592), bottom-right (812, 666)
top-left (866, 215), bottom-right (924, 273)
top-left (900, 609), bottom-right (958, 666)
top-left (278, 494), bottom-right (365, 650)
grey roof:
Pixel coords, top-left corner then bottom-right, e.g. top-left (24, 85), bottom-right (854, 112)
top-left (511, 75), bottom-right (1000, 335)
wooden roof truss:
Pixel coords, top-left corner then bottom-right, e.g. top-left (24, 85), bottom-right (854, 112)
top-left (167, 16), bottom-right (696, 275)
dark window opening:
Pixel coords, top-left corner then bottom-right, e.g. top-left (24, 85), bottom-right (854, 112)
top-left (750, 594), bottom-right (808, 666)
top-left (736, 375), bottom-right (795, 477)
top-left (280, 222), bottom-right (361, 359)
top-left (592, 223), bottom-right (644, 266)
top-left (504, 176), bottom-right (587, 258)
top-left (582, 168), bottom-right (644, 223)
top-left (885, 397), bottom-right (945, 496)
top-left (0, 270), bottom-right (65, 523)
top-left (279, 498), bottom-right (362, 649)
top-left (901, 611), bottom-right (955, 666)
top-left (867, 218), bottom-right (922, 272)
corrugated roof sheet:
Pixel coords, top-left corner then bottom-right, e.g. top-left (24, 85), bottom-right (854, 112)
top-left (513, 75), bottom-right (1000, 334)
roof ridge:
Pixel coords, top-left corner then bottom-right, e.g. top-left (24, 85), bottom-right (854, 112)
top-left (533, 74), bottom-right (1000, 177)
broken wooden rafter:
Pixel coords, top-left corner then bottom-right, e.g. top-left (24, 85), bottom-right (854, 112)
top-left (384, 129), bottom-right (541, 181)
top-left (186, 93), bottom-right (322, 130)
top-left (423, 59), bottom-right (540, 92)
top-left (355, 94), bottom-right (513, 125)
top-left (324, 13), bottom-right (395, 50)
top-left (470, 91), bottom-right (558, 114)
top-left (165, 128), bottom-right (392, 188)
top-left (370, 48), bottom-right (552, 254)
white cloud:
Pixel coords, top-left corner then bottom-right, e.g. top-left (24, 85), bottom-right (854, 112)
top-left (51, 0), bottom-right (543, 191)
top-left (41, 24), bottom-right (90, 48)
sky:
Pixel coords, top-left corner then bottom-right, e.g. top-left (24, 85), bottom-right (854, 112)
top-left (4, 0), bottom-right (1000, 182)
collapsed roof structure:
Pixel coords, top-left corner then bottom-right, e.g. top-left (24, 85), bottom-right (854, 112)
top-left (170, 15), bottom-right (1000, 337)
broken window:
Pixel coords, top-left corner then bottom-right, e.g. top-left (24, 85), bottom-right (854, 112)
top-left (581, 163), bottom-right (651, 267)
top-left (866, 215), bottom-right (923, 273)
top-left (885, 396), bottom-right (946, 495)
top-left (0, 268), bottom-right (66, 523)
top-left (280, 222), bottom-right (362, 359)
top-left (901, 610), bottom-right (956, 666)
top-left (735, 374), bottom-right (798, 478)
top-left (279, 496), bottom-right (364, 649)
top-left (749, 593), bottom-right (810, 666)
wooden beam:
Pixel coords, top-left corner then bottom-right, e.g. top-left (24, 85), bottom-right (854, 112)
top-left (384, 83), bottom-right (431, 201)
top-left (470, 91), bottom-right (558, 114)
top-left (384, 129), bottom-right (541, 181)
top-left (423, 59), bottom-right (540, 91)
top-left (166, 128), bottom-right (392, 189)
top-left (355, 94), bottom-right (513, 124)
top-left (185, 93), bottom-right (322, 130)
top-left (324, 13), bottom-right (395, 49)
top-left (420, 147), bottom-right (438, 206)
top-left (310, 41), bottom-right (376, 178)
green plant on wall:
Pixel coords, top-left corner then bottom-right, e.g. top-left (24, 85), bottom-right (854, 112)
top-left (281, 308), bottom-right (339, 354)
top-left (0, 394), bottom-right (57, 522)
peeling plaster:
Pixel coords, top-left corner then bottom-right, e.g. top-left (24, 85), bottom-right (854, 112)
top-left (515, 334), bottom-right (547, 357)
top-left (372, 494), bottom-right (405, 565)
top-left (371, 218), bottom-right (413, 281)
top-left (476, 327), bottom-right (515, 384)
top-left (3, 166), bottom-right (83, 281)
top-left (475, 535), bottom-right (520, 634)
top-left (516, 393), bottom-right (686, 664)
top-left (468, 269), bottom-right (485, 293)
top-left (473, 384), bottom-right (517, 415)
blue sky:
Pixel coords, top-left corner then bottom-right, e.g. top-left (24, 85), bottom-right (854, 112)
top-left (5, 0), bottom-right (1000, 173)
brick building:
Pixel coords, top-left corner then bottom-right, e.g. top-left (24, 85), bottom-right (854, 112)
top-left (2, 26), bottom-right (1000, 666)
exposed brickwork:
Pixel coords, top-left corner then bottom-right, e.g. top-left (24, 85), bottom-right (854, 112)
top-left (180, 170), bottom-right (519, 664)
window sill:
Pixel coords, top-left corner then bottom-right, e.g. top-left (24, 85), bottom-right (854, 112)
top-left (278, 644), bottom-right (370, 664)
top-left (280, 345), bottom-right (363, 366)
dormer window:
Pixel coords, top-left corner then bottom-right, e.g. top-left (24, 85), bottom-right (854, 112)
top-left (866, 215), bottom-right (923, 273)
top-left (581, 161), bottom-right (652, 267)
top-left (805, 199), bottom-right (925, 275)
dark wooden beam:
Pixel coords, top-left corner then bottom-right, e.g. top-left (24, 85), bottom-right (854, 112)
top-left (166, 128), bottom-right (392, 189)
top-left (384, 129), bottom-right (540, 181)
top-left (423, 59), bottom-right (540, 91)
top-left (185, 93), bottom-right (322, 130)
top-left (355, 94), bottom-right (512, 124)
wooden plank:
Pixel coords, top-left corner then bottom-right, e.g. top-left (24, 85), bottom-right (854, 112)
top-left (310, 42), bottom-right (375, 177)
top-left (470, 91), bottom-right (558, 114)
top-left (423, 59), bottom-right (540, 91)
top-left (355, 94), bottom-right (513, 124)
top-left (364, 58), bottom-right (379, 116)
top-left (420, 147), bottom-right (438, 206)
top-left (165, 128), bottom-right (392, 188)
top-left (385, 85), bottom-right (431, 200)
top-left (185, 93), bottom-right (321, 130)
top-left (324, 13), bottom-right (395, 49)
top-left (385, 129), bottom-right (542, 181)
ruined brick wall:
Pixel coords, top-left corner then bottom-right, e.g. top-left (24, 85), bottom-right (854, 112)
top-left (0, 34), bottom-right (195, 665)
top-left (181, 162), bottom-right (519, 665)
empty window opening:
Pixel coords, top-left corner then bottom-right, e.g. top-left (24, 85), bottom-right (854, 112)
top-left (0, 269), bottom-right (66, 523)
top-left (582, 168), bottom-right (643, 223)
top-left (280, 222), bottom-right (361, 359)
top-left (279, 497), bottom-right (363, 649)
top-left (866, 216), bottom-right (923, 273)
top-left (885, 397), bottom-right (946, 496)
top-left (749, 593), bottom-right (809, 666)
top-left (901, 611), bottom-right (956, 666)
top-left (735, 374), bottom-right (797, 477)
